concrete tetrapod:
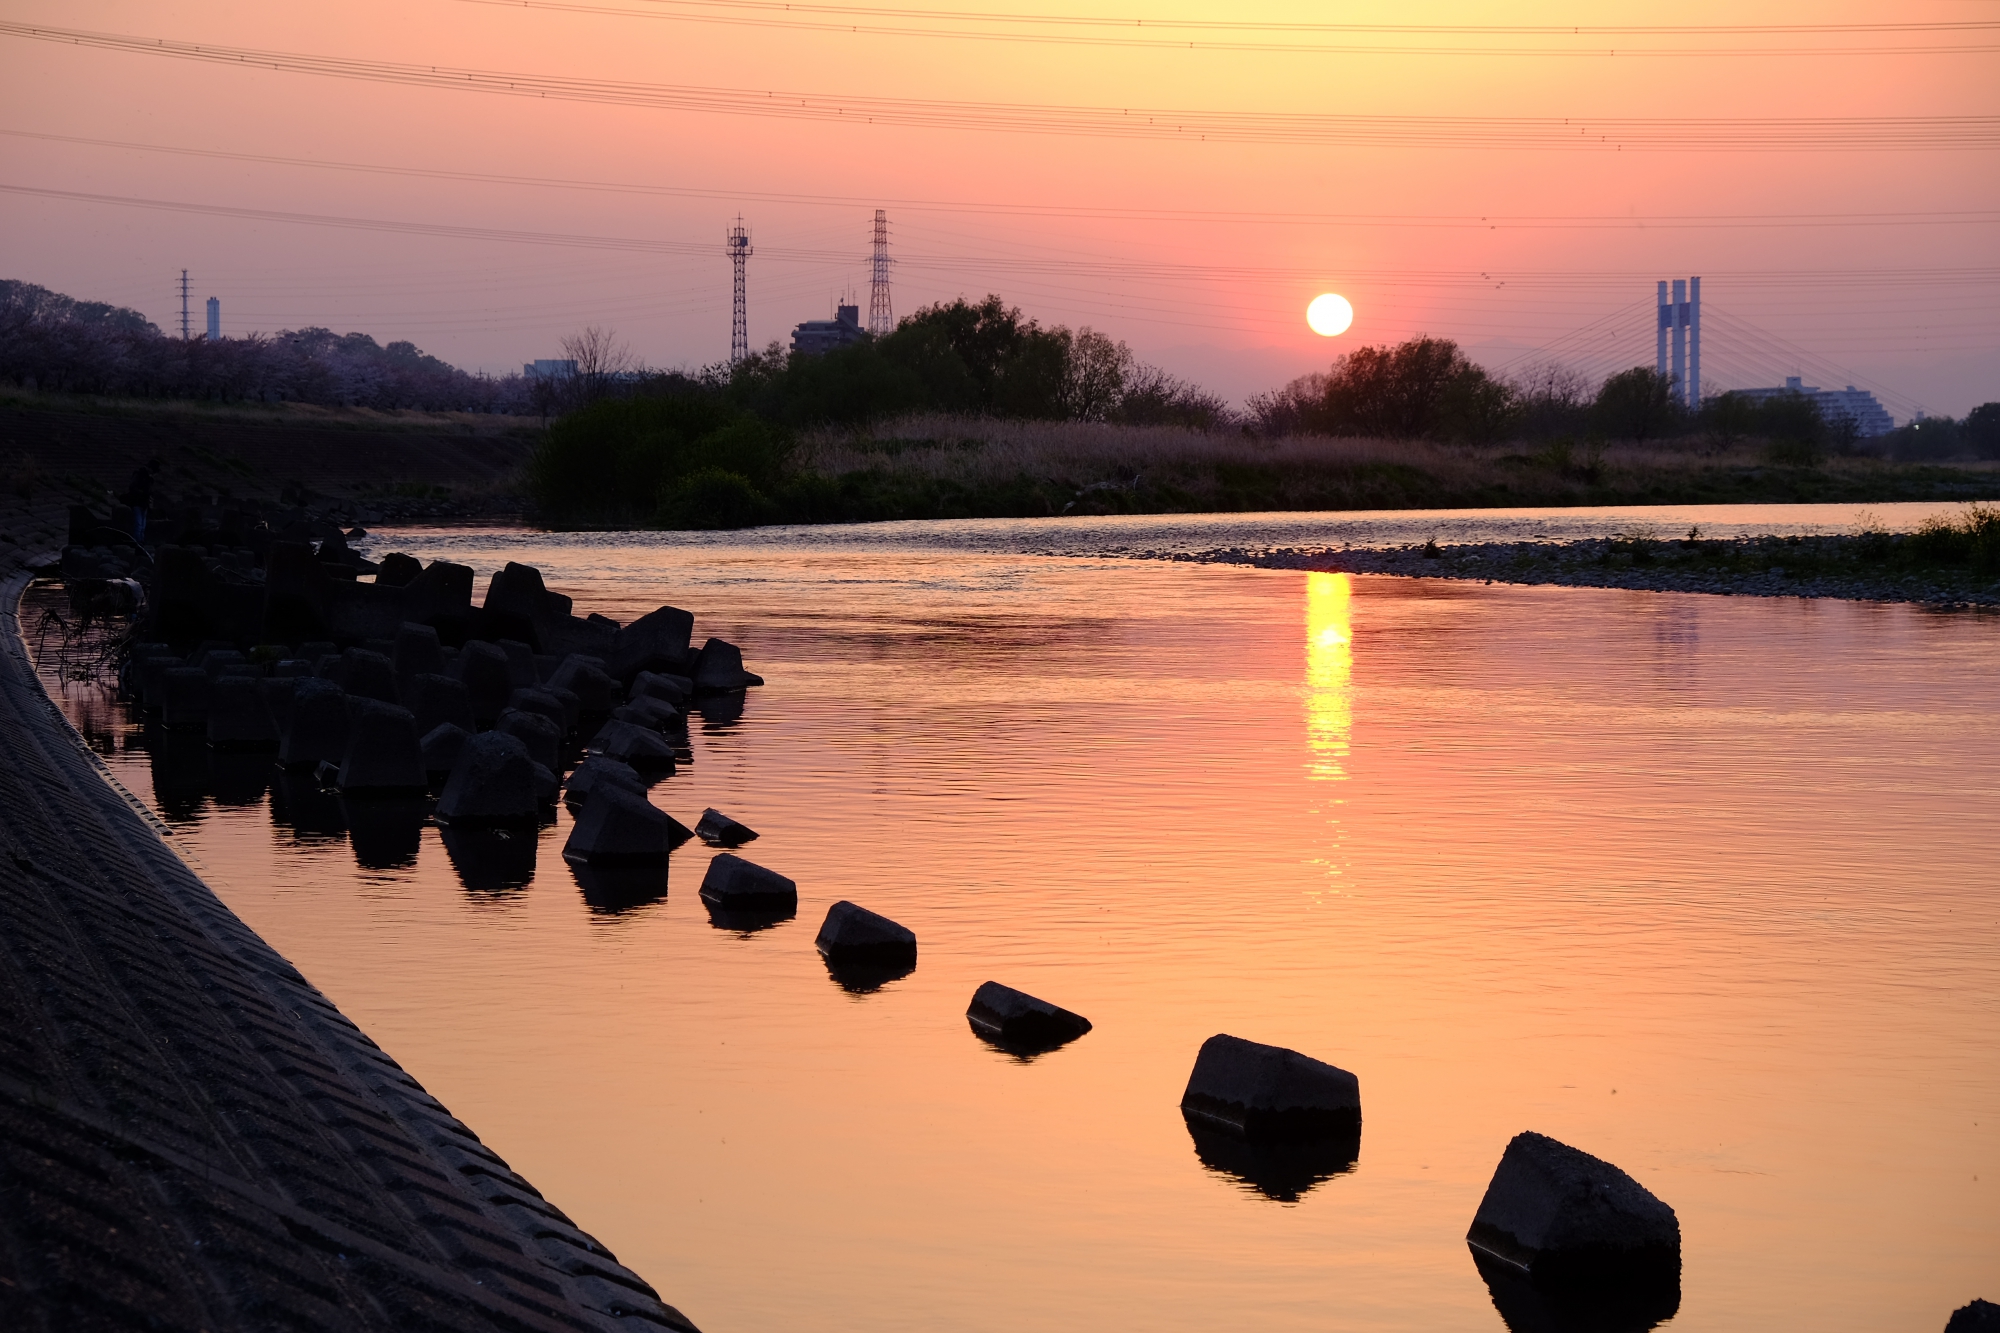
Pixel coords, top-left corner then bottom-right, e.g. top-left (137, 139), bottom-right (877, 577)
top-left (591, 719), bottom-right (677, 773)
top-left (562, 786), bottom-right (693, 866)
top-left (160, 666), bottom-right (212, 729)
top-left (691, 637), bottom-right (764, 693)
top-left (420, 722), bottom-right (470, 782)
top-left (406, 672), bottom-right (476, 738)
top-left (496, 707), bottom-right (562, 772)
top-left (965, 982), bottom-right (1092, 1054)
top-left (206, 674), bottom-right (279, 750)
top-left (630, 669), bottom-right (690, 707)
top-left (815, 901), bottom-right (918, 992)
top-left (563, 756), bottom-right (646, 808)
top-left (1180, 1034), bottom-right (1361, 1143)
top-left (1947, 1300), bottom-right (2000, 1332)
top-left (335, 700), bottom-right (428, 795)
top-left (548, 654), bottom-right (622, 716)
top-left (435, 730), bottom-right (540, 826)
top-left (695, 807), bottom-right (757, 847)
top-left (279, 678), bottom-right (348, 768)
top-left (697, 853), bottom-right (798, 929)
top-left (1466, 1131), bottom-right (1681, 1322)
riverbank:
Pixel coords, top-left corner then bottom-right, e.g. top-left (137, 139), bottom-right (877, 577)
top-left (0, 558), bottom-right (696, 1332)
top-left (1151, 521), bottom-right (2000, 609)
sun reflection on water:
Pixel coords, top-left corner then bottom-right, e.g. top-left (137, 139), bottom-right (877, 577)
top-left (1305, 572), bottom-right (1353, 784)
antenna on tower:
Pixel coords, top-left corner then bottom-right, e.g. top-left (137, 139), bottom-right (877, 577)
top-left (179, 269), bottom-right (191, 341)
top-left (867, 209), bottom-right (893, 336)
top-left (726, 216), bottom-right (753, 364)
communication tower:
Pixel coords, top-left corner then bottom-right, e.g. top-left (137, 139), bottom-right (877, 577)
top-left (726, 216), bottom-right (753, 364)
top-left (867, 209), bottom-right (893, 336)
top-left (1655, 276), bottom-right (1702, 410)
top-left (179, 269), bottom-right (191, 341)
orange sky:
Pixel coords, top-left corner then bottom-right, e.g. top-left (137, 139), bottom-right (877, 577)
top-left (2, 0), bottom-right (1996, 413)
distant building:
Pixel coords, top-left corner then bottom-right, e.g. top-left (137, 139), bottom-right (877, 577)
top-left (524, 358), bottom-right (578, 379)
top-left (1736, 376), bottom-right (1894, 437)
top-left (791, 304), bottom-right (863, 357)
top-left (205, 297), bottom-right (220, 341)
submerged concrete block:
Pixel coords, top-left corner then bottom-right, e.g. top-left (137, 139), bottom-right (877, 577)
top-left (336, 700), bottom-right (427, 795)
top-left (815, 901), bottom-right (916, 968)
top-left (694, 808), bottom-right (757, 847)
top-left (608, 604), bottom-right (695, 682)
top-left (206, 675), bottom-right (278, 750)
top-left (280, 678), bottom-right (349, 768)
top-left (630, 669), bottom-right (690, 707)
top-left (436, 730), bottom-right (539, 826)
top-left (337, 647), bottom-right (400, 704)
top-left (966, 982), bottom-right (1092, 1053)
top-left (421, 721), bottom-right (470, 780)
top-left (610, 696), bottom-right (680, 732)
top-left (590, 720), bottom-right (677, 773)
top-left (1180, 1034), bottom-right (1361, 1144)
top-left (563, 756), bottom-right (645, 808)
top-left (406, 672), bottom-right (476, 738)
top-left (562, 787), bottom-right (692, 866)
top-left (1467, 1132), bottom-right (1681, 1289)
top-left (691, 637), bottom-right (763, 693)
top-left (454, 640), bottom-right (514, 724)
top-left (496, 707), bottom-right (562, 772)
top-left (508, 686), bottom-right (572, 734)
top-left (393, 620), bottom-right (446, 678)
top-left (1947, 1300), bottom-right (2000, 1333)
top-left (548, 655), bottom-right (622, 715)
top-left (160, 667), bottom-right (213, 729)
top-left (698, 853), bottom-right (797, 913)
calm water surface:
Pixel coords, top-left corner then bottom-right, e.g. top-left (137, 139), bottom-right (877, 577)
top-left (38, 512), bottom-right (2000, 1332)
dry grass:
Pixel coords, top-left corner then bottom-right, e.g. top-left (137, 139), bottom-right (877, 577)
top-left (0, 386), bottom-right (534, 436)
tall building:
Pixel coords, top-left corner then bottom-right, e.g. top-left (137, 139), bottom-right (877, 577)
top-left (1737, 376), bottom-right (1894, 437)
top-left (524, 359), bottom-right (578, 378)
top-left (791, 304), bottom-right (863, 357)
top-left (205, 297), bottom-right (220, 341)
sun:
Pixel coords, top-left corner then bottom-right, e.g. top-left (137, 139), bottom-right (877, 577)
top-left (1307, 293), bottom-right (1354, 337)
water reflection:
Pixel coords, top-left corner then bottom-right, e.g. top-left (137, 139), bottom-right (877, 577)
top-left (342, 797), bottom-right (429, 871)
top-left (147, 728), bottom-right (213, 820)
top-left (269, 768), bottom-right (346, 841)
top-left (1304, 572), bottom-right (1353, 897)
top-left (695, 692), bottom-right (746, 730)
top-left (821, 954), bottom-right (917, 995)
top-left (1470, 1248), bottom-right (1681, 1333)
top-left (571, 862), bottom-right (670, 915)
top-left (440, 825), bottom-right (537, 895)
top-left (1183, 1120), bottom-right (1359, 1203)
top-left (208, 752), bottom-right (274, 808)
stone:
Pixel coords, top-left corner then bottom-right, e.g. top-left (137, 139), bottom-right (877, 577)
top-left (454, 640), bottom-right (514, 723)
top-left (280, 678), bottom-right (349, 768)
top-left (420, 722), bottom-right (469, 781)
top-left (508, 686), bottom-right (573, 734)
top-left (1180, 1034), bottom-right (1361, 1144)
top-left (393, 620), bottom-right (446, 678)
top-left (1946, 1300), bottom-right (2000, 1332)
top-left (335, 700), bottom-right (427, 795)
top-left (610, 697), bottom-right (680, 732)
top-left (562, 787), bottom-right (693, 866)
top-left (548, 655), bottom-right (622, 715)
top-left (206, 675), bottom-right (279, 750)
top-left (160, 667), bottom-right (212, 729)
top-left (435, 730), bottom-right (540, 826)
top-left (691, 637), bottom-right (763, 692)
top-left (496, 708), bottom-right (562, 772)
top-left (814, 901), bottom-right (916, 968)
top-left (698, 853), bottom-right (798, 913)
top-left (695, 808), bottom-right (758, 847)
top-left (965, 982), bottom-right (1092, 1053)
top-left (608, 604), bottom-right (695, 682)
top-left (590, 720), bottom-right (677, 773)
top-left (1467, 1132), bottom-right (1681, 1289)
top-left (405, 672), bottom-right (476, 738)
top-left (563, 756), bottom-right (645, 808)
top-left (630, 670), bottom-right (690, 707)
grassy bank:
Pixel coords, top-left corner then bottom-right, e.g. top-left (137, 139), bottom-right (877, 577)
top-left (764, 415), bottom-right (2000, 526)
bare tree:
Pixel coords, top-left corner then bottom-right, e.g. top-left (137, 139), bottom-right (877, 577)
top-left (559, 326), bottom-right (634, 409)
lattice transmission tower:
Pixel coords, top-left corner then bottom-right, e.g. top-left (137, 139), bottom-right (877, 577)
top-left (726, 216), bottom-right (753, 364)
top-left (867, 209), bottom-right (893, 335)
top-left (179, 269), bottom-right (191, 341)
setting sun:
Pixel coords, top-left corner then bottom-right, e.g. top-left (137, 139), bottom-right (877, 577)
top-left (1307, 293), bottom-right (1354, 338)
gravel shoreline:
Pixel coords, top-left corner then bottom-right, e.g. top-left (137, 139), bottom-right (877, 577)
top-left (1140, 534), bottom-right (2000, 610)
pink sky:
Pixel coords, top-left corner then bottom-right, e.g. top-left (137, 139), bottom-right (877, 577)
top-left (2, 0), bottom-right (1996, 416)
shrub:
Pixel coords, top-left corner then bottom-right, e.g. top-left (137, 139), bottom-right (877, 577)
top-left (659, 467), bottom-right (772, 529)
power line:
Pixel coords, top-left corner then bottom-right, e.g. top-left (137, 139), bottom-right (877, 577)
top-left (14, 128), bottom-right (2000, 230)
top-left (7, 24), bottom-right (1998, 150)
top-left (453, 0), bottom-right (2000, 57)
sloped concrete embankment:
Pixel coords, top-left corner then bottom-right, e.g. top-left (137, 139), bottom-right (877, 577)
top-left (0, 561), bottom-right (695, 1332)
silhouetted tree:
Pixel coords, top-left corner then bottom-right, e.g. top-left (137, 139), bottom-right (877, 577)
top-left (1592, 367), bottom-right (1683, 442)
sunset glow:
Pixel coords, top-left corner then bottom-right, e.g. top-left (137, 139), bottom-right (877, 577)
top-left (1306, 293), bottom-right (1355, 337)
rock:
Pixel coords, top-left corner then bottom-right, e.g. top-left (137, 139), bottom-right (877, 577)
top-left (965, 982), bottom-right (1092, 1053)
top-left (375, 552), bottom-right (423, 587)
top-left (563, 756), bottom-right (645, 808)
top-left (1467, 1132), bottom-right (1681, 1290)
top-left (508, 686), bottom-right (573, 734)
top-left (405, 672), bottom-right (476, 738)
top-left (589, 720), bottom-right (677, 773)
top-left (206, 675), bottom-right (279, 750)
top-left (695, 808), bottom-right (758, 847)
top-left (698, 853), bottom-right (798, 913)
top-left (393, 620), bottom-right (446, 677)
top-left (280, 678), bottom-right (349, 768)
top-left (454, 640), bottom-right (514, 723)
top-left (160, 667), bottom-right (213, 729)
top-left (562, 787), bottom-right (693, 865)
top-left (1180, 1034), bottom-right (1361, 1144)
top-left (420, 721), bottom-right (469, 781)
top-left (335, 699), bottom-right (427, 795)
top-left (610, 696), bottom-right (681, 732)
top-left (496, 707), bottom-right (562, 771)
top-left (815, 901), bottom-right (916, 968)
top-left (548, 655), bottom-right (622, 715)
top-left (1947, 1300), bottom-right (2000, 1332)
top-left (435, 730), bottom-right (540, 826)
top-left (608, 604), bottom-right (695, 682)
top-left (691, 637), bottom-right (763, 692)
top-left (630, 670), bottom-right (690, 707)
